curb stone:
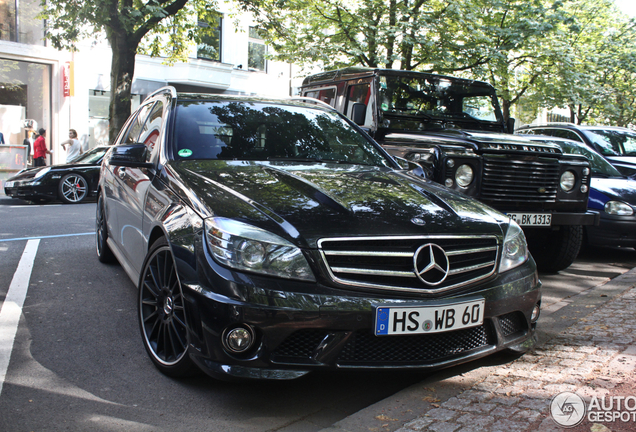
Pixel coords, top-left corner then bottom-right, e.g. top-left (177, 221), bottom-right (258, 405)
top-left (321, 268), bottom-right (636, 432)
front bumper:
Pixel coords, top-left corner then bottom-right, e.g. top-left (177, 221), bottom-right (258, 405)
top-left (4, 184), bottom-right (56, 200)
top-left (586, 217), bottom-right (636, 247)
top-left (181, 257), bottom-right (542, 380)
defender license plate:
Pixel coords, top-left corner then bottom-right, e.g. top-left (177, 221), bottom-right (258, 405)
top-left (375, 299), bottom-right (485, 336)
top-left (507, 213), bottom-right (552, 226)
top-left (4, 181), bottom-right (13, 188)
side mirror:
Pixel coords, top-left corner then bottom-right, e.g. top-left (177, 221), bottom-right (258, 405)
top-left (351, 103), bottom-right (367, 125)
top-left (394, 156), bottom-right (425, 177)
top-left (507, 117), bottom-right (516, 134)
top-left (107, 144), bottom-right (154, 169)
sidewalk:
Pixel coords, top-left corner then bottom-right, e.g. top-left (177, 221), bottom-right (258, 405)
top-left (323, 268), bottom-right (636, 432)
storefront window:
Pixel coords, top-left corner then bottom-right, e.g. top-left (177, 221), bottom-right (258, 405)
top-left (0, 58), bottom-right (51, 145)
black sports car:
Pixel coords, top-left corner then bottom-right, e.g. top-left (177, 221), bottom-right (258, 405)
top-left (3, 146), bottom-right (110, 203)
top-left (96, 88), bottom-right (541, 381)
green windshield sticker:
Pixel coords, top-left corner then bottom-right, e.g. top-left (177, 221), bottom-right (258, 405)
top-left (178, 149), bottom-right (193, 157)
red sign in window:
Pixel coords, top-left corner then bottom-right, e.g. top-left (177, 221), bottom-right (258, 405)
top-left (63, 61), bottom-right (74, 97)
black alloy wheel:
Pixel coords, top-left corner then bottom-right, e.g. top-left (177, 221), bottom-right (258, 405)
top-left (95, 194), bottom-right (115, 263)
top-left (58, 173), bottom-right (88, 203)
top-left (139, 237), bottom-right (198, 377)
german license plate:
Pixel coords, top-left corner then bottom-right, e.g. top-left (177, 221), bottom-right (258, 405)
top-left (4, 181), bottom-right (13, 188)
top-left (375, 299), bottom-right (485, 336)
top-left (507, 213), bottom-right (551, 226)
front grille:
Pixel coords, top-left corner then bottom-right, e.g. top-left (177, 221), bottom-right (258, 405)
top-left (481, 155), bottom-right (560, 203)
top-left (272, 330), bottom-right (328, 359)
top-left (318, 235), bottom-right (499, 294)
top-left (337, 325), bottom-right (495, 365)
top-left (498, 312), bottom-right (527, 337)
top-left (270, 325), bottom-right (496, 367)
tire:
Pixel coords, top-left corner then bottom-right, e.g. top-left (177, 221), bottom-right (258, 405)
top-left (526, 225), bottom-right (583, 273)
top-left (58, 173), bottom-right (88, 204)
top-left (96, 194), bottom-right (116, 263)
top-left (139, 237), bottom-right (199, 377)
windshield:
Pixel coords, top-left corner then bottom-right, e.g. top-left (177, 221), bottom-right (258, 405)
top-left (173, 101), bottom-right (393, 168)
top-left (586, 128), bottom-right (636, 156)
top-left (378, 75), bottom-right (502, 124)
top-left (69, 146), bottom-right (109, 164)
top-left (559, 140), bottom-right (623, 177)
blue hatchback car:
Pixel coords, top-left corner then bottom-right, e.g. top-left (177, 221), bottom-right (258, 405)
top-left (522, 135), bottom-right (636, 249)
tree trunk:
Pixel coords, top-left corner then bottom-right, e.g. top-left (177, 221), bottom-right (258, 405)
top-left (501, 99), bottom-right (511, 123)
top-left (108, 32), bottom-right (139, 144)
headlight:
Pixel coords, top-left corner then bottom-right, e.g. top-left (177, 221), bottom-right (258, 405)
top-left (605, 201), bottom-right (634, 216)
top-left (455, 164), bottom-right (474, 188)
top-left (34, 167), bottom-right (51, 179)
top-left (499, 220), bottom-right (529, 273)
top-left (560, 171), bottom-right (575, 191)
top-left (205, 217), bottom-right (315, 281)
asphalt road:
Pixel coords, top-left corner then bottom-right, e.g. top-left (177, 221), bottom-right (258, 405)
top-left (1, 197), bottom-right (635, 432)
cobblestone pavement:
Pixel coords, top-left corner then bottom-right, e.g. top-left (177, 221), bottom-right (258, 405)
top-left (322, 267), bottom-right (636, 432)
top-left (395, 285), bottom-right (636, 432)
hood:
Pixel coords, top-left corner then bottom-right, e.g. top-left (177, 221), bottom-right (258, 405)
top-left (589, 177), bottom-right (636, 210)
top-left (167, 160), bottom-right (507, 247)
top-left (383, 130), bottom-right (561, 154)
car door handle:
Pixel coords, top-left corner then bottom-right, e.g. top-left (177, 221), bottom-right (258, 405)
top-left (118, 167), bottom-right (126, 179)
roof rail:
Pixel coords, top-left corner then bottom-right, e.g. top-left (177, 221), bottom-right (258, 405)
top-left (288, 96), bottom-right (335, 110)
top-left (143, 86), bottom-right (177, 102)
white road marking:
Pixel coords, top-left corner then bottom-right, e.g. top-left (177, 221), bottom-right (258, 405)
top-left (0, 232), bottom-right (94, 242)
top-left (0, 239), bottom-right (40, 397)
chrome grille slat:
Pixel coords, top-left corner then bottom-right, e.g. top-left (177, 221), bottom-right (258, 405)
top-left (330, 267), bottom-right (417, 277)
top-left (318, 235), bottom-right (500, 294)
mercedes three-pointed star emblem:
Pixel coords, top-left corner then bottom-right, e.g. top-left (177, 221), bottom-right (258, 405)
top-left (413, 243), bottom-right (450, 285)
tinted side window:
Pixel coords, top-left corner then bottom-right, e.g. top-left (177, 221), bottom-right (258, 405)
top-left (122, 102), bottom-right (156, 144)
top-left (303, 87), bottom-right (337, 107)
top-left (138, 101), bottom-right (164, 161)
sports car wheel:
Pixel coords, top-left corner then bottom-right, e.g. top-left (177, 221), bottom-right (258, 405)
top-left (95, 194), bottom-right (115, 263)
top-left (139, 237), bottom-right (198, 377)
top-left (58, 173), bottom-right (88, 203)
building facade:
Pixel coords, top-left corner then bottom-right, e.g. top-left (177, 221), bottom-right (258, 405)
top-left (0, 1), bottom-right (294, 172)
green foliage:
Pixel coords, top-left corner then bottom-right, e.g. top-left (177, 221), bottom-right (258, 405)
top-left (40, 0), bottom-right (218, 140)
top-left (238, 0), bottom-right (636, 126)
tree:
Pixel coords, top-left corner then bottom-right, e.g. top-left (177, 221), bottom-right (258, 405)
top-left (41, 0), bottom-right (219, 141)
top-left (235, 0), bottom-right (452, 71)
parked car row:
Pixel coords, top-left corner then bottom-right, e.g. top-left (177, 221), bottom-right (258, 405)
top-left (4, 71), bottom-right (634, 383)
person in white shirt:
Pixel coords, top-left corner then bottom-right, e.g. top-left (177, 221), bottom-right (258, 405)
top-left (60, 129), bottom-right (83, 163)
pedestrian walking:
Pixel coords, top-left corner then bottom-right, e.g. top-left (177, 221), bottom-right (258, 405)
top-left (60, 129), bottom-right (83, 163)
top-left (33, 128), bottom-right (52, 167)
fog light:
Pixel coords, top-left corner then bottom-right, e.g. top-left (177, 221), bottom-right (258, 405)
top-left (224, 326), bottom-right (254, 353)
top-left (531, 304), bottom-right (541, 323)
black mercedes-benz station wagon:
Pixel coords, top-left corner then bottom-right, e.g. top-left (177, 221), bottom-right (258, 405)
top-left (97, 87), bottom-right (541, 380)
